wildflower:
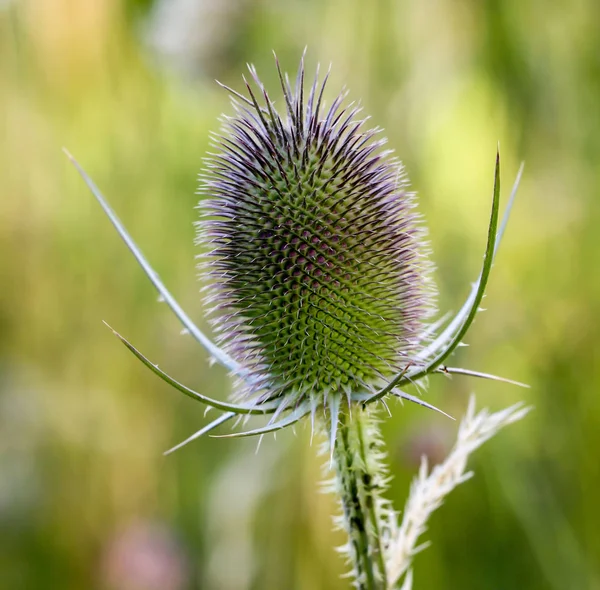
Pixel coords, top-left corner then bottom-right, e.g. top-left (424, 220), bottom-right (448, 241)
top-left (198, 55), bottom-right (436, 417)
top-left (65, 53), bottom-right (526, 589)
top-left (64, 55), bottom-right (523, 446)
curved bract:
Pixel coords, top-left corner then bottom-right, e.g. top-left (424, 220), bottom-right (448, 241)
top-left (63, 148), bottom-right (245, 378)
top-left (103, 322), bottom-right (280, 415)
top-left (362, 152), bottom-right (502, 404)
top-left (67, 56), bottom-right (525, 453)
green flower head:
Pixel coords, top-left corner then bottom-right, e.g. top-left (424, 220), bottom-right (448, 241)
top-left (66, 54), bottom-right (524, 452)
top-left (198, 56), bottom-right (435, 412)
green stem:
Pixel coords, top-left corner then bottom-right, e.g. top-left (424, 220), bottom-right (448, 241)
top-left (331, 405), bottom-right (389, 589)
top-left (355, 412), bottom-right (388, 579)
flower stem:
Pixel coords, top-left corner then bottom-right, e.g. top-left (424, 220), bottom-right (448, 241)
top-left (332, 405), bottom-right (389, 589)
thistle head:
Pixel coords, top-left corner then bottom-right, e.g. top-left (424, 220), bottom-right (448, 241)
top-left (68, 50), bottom-right (518, 448)
top-left (197, 56), bottom-right (436, 412)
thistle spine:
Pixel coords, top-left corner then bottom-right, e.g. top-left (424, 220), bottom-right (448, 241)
top-left (198, 56), bottom-right (435, 410)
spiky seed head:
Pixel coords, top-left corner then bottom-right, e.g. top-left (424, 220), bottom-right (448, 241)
top-left (197, 57), bottom-right (435, 411)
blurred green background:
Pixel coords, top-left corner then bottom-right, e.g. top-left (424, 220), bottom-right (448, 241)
top-left (2, 0), bottom-right (599, 588)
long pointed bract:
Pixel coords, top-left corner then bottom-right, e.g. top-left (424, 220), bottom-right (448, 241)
top-left (417, 161), bottom-right (523, 362)
top-left (495, 161), bottom-right (524, 257)
top-left (103, 322), bottom-right (279, 415)
top-left (437, 366), bottom-right (530, 389)
top-left (365, 151), bottom-right (502, 404)
top-left (391, 391), bottom-right (455, 420)
top-left (211, 402), bottom-right (312, 438)
top-left (63, 149), bottom-right (245, 377)
top-left (164, 412), bottom-right (236, 455)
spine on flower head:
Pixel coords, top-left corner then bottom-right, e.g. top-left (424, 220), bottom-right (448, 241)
top-left (197, 55), bottom-right (435, 413)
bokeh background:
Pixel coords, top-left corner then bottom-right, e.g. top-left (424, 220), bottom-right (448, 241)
top-left (2, 0), bottom-right (599, 588)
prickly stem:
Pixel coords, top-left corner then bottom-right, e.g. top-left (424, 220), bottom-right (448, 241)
top-left (328, 404), bottom-right (392, 589)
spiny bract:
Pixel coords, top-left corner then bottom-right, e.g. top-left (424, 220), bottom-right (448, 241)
top-left (197, 57), bottom-right (435, 411)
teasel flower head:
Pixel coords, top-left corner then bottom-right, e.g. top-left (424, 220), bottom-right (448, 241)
top-left (65, 54), bottom-right (525, 451)
top-left (66, 52), bottom-right (528, 590)
top-left (198, 55), bottom-right (435, 417)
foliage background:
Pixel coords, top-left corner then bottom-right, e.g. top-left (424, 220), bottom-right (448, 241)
top-left (1, 0), bottom-right (599, 588)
